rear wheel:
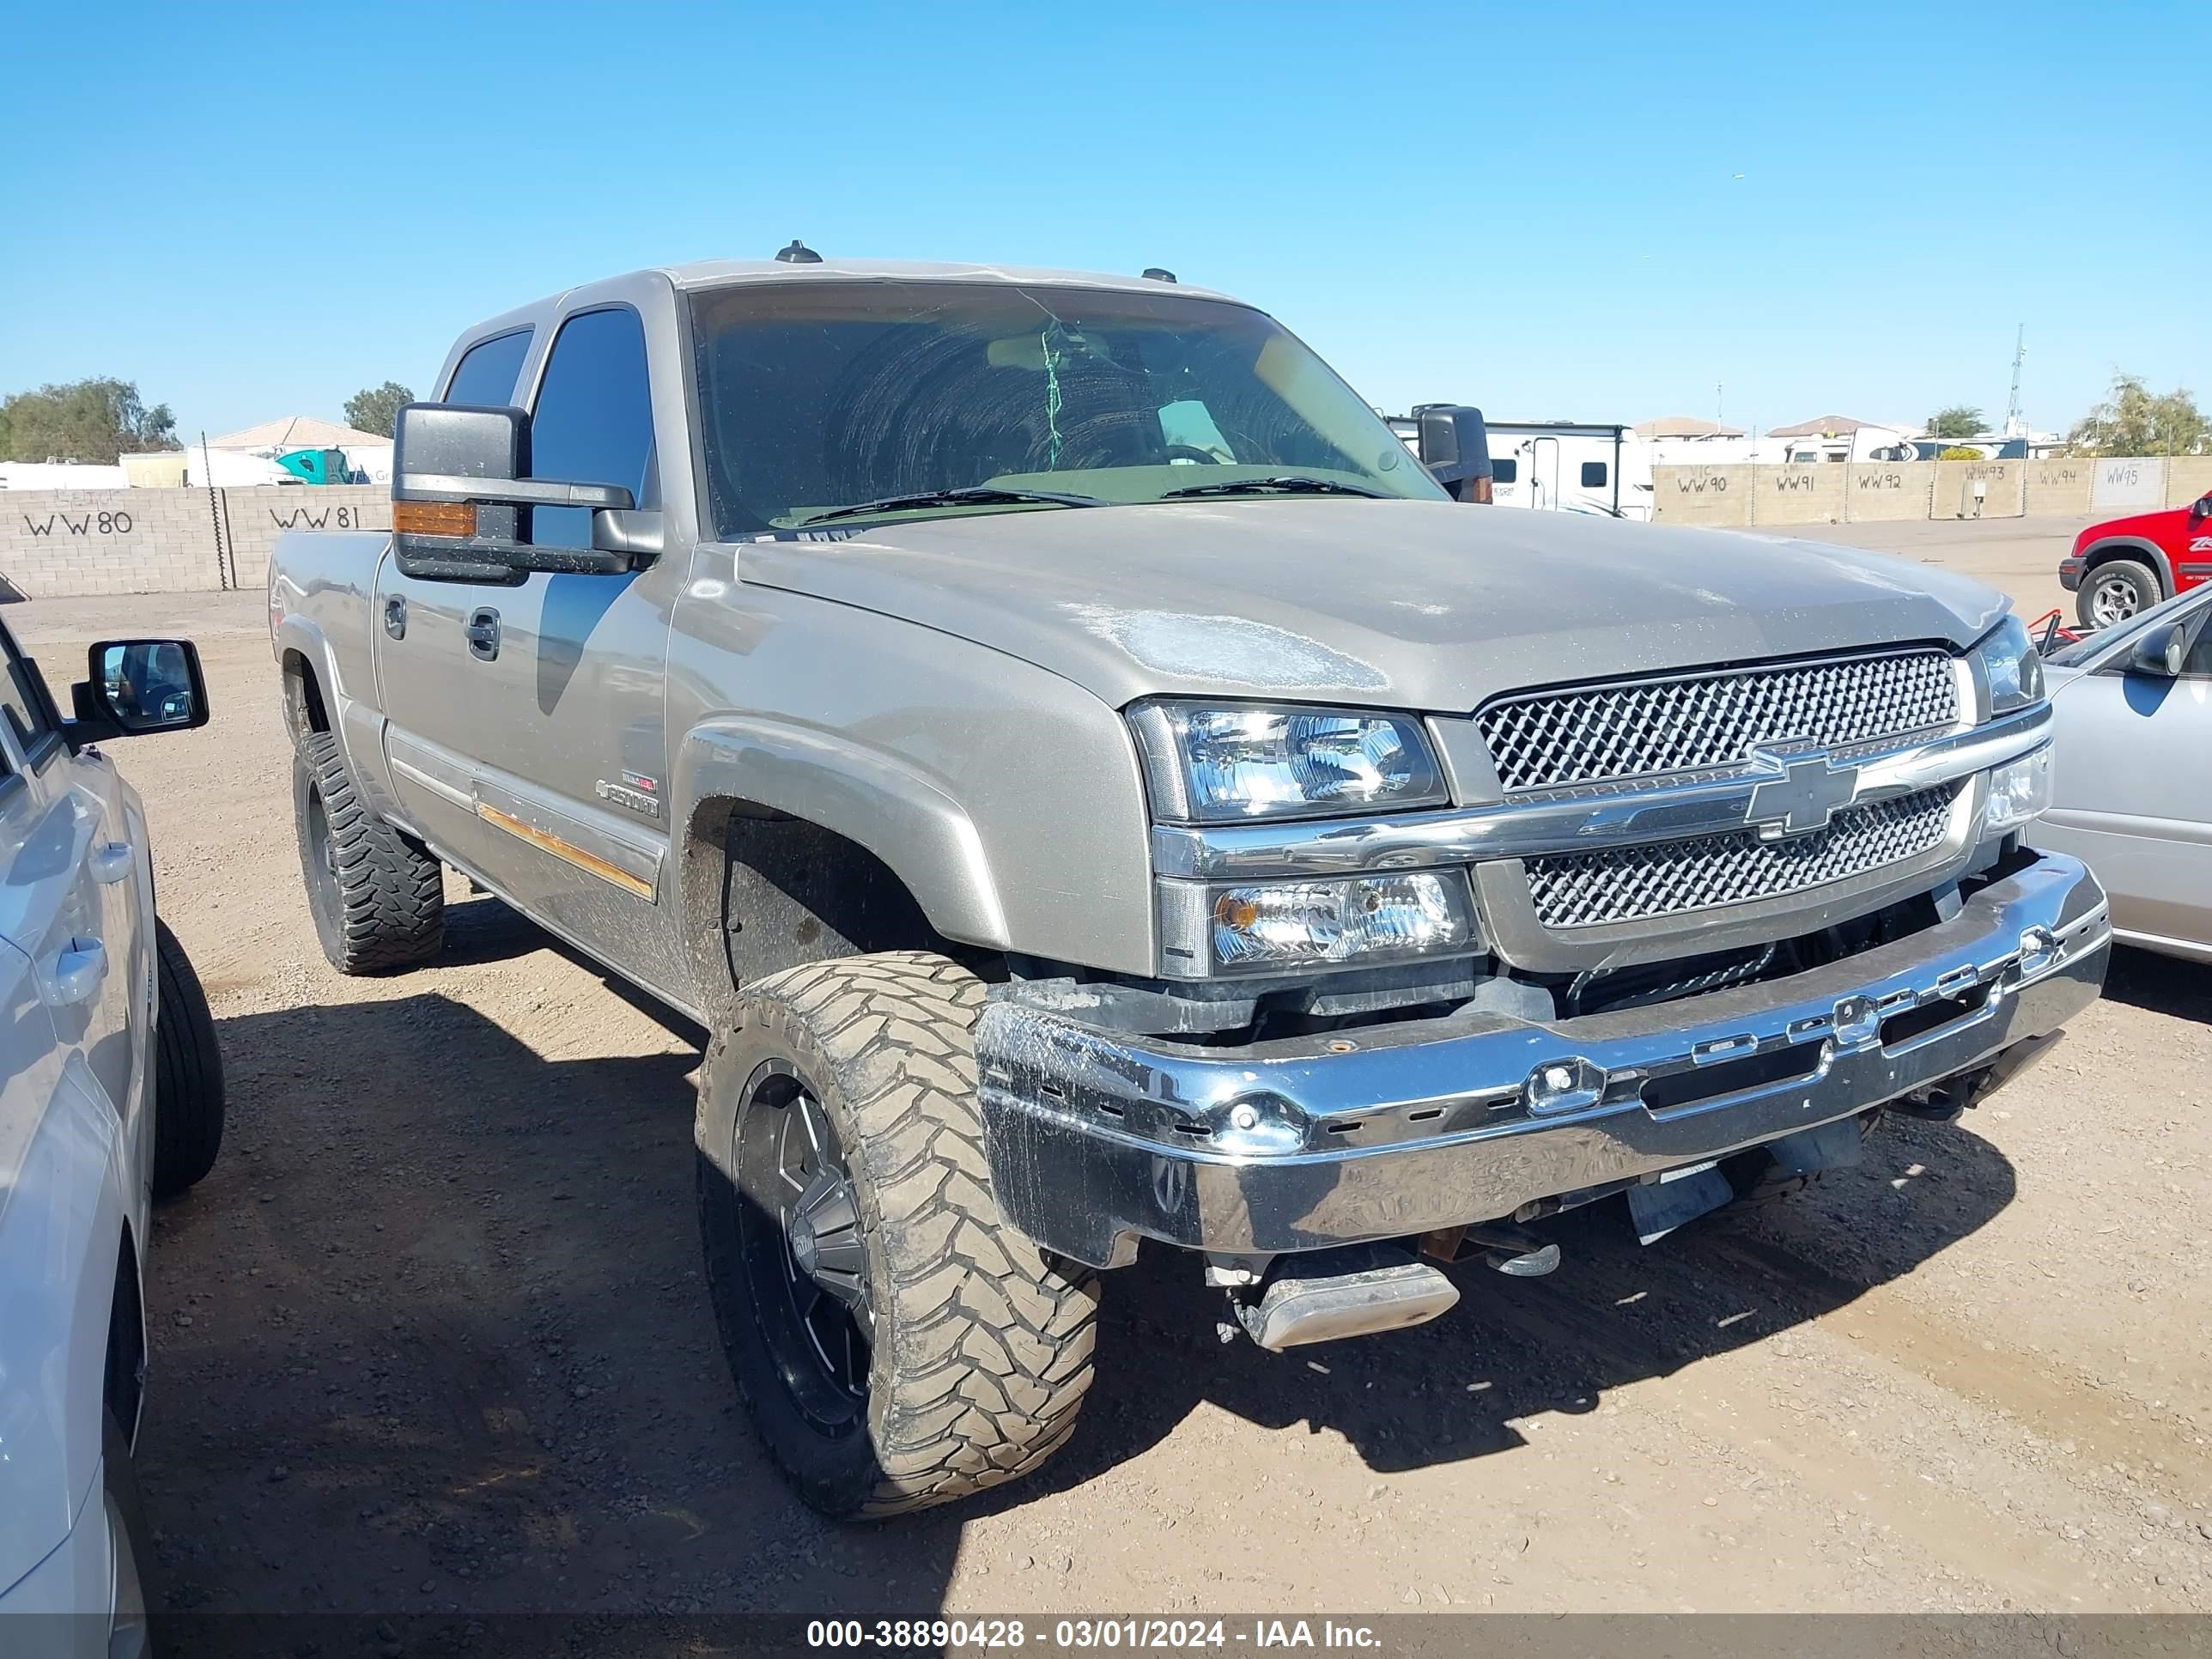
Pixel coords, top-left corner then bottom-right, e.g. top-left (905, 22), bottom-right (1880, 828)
top-left (150, 920), bottom-right (224, 1199)
top-left (293, 732), bottom-right (442, 974)
top-left (2077, 556), bottom-right (2160, 629)
top-left (696, 951), bottom-right (1098, 1517)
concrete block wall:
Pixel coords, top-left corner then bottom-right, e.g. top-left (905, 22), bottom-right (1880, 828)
top-left (1931, 459), bottom-right (2026, 520)
top-left (2025, 460), bottom-right (2094, 515)
top-left (3, 489), bottom-right (229, 598)
top-left (1653, 465), bottom-right (1753, 526)
top-left (1841, 463), bottom-right (1936, 521)
top-left (0, 486), bottom-right (388, 600)
top-left (1655, 456), bottom-right (2203, 526)
top-left (2166, 457), bottom-right (2212, 507)
top-left (1747, 465), bottom-right (1845, 525)
top-left (222, 487), bottom-right (389, 586)
top-left (2090, 458), bottom-right (2164, 512)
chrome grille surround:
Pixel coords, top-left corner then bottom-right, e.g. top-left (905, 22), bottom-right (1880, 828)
top-left (1524, 783), bottom-right (1961, 930)
top-left (1477, 648), bottom-right (1960, 794)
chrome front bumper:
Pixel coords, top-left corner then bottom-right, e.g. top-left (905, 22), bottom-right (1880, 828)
top-left (975, 852), bottom-right (2109, 1267)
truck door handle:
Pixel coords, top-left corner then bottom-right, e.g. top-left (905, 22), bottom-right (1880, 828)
top-left (465, 607), bottom-right (501, 662)
top-left (90, 841), bottom-right (134, 884)
top-left (384, 596), bottom-right (407, 640)
top-left (47, 939), bottom-right (106, 1006)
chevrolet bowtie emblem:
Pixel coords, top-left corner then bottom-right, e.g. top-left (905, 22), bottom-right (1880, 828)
top-left (1746, 749), bottom-right (1859, 839)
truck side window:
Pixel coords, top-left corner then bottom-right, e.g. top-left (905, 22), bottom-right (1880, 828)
top-left (1491, 459), bottom-right (1518, 484)
top-left (528, 307), bottom-right (656, 550)
top-left (442, 329), bottom-right (534, 406)
top-left (1580, 461), bottom-right (1608, 489)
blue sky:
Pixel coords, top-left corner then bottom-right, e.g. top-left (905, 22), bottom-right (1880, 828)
top-left (3, 1), bottom-right (2205, 441)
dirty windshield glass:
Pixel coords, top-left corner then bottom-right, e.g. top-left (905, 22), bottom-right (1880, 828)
top-left (687, 280), bottom-right (1442, 535)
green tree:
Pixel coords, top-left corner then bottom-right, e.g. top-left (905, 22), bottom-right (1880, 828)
top-left (1924, 405), bottom-right (1984, 440)
top-left (2067, 373), bottom-right (2210, 457)
top-left (343, 381), bottom-right (415, 439)
top-left (0, 378), bottom-right (179, 464)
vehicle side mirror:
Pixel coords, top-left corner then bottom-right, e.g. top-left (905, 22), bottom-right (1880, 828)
top-left (1415, 404), bottom-right (1492, 490)
top-left (69, 639), bottom-right (209, 747)
top-left (390, 403), bottom-right (647, 581)
top-left (2129, 621), bottom-right (2190, 678)
top-left (2190, 495), bottom-right (2211, 521)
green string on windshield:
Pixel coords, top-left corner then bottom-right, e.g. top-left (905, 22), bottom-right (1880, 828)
top-left (1042, 328), bottom-right (1064, 471)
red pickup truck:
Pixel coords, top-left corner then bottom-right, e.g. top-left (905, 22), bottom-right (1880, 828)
top-left (2061, 490), bottom-right (2212, 626)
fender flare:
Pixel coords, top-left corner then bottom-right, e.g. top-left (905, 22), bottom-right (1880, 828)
top-left (2075, 538), bottom-right (2172, 597)
top-left (270, 613), bottom-right (346, 734)
top-left (672, 718), bottom-right (1011, 951)
top-left (271, 614), bottom-right (406, 823)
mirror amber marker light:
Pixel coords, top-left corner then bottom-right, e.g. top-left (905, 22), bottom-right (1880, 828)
top-left (392, 501), bottom-right (477, 538)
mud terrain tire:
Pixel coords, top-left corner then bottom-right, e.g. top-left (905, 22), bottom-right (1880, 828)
top-left (696, 951), bottom-right (1098, 1517)
top-left (293, 731), bottom-right (443, 974)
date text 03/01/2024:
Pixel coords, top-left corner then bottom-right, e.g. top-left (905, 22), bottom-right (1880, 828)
top-left (805, 1619), bottom-right (1383, 1650)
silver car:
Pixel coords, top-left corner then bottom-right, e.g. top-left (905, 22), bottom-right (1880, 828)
top-left (2036, 585), bottom-right (2212, 961)
top-left (0, 625), bottom-right (226, 1656)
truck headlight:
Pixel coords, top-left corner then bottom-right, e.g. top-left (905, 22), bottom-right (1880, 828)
top-left (1158, 871), bottom-right (1478, 977)
top-left (1973, 615), bottom-right (2045, 714)
top-left (1984, 743), bottom-right (2053, 834)
top-left (1129, 701), bottom-right (1447, 823)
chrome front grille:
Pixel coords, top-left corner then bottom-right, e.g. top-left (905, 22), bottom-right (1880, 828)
top-left (1478, 649), bottom-right (1959, 793)
top-left (1524, 784), bottom-right (1960, 929)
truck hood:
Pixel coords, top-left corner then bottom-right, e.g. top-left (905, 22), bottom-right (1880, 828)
top-left (735, 499), bottom-right (2008, 710)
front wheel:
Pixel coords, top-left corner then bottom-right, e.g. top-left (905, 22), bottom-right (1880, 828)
top-left (2076, 557), bottom-right (2160, 629)
top-left (696, 951), bottom-right (1098, 1517)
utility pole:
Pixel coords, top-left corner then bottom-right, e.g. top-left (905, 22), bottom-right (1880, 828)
top-left (2003, 325), bottom-right (2026, 437)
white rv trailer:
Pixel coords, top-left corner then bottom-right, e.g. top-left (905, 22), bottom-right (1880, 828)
top-left (1387, 413), bottom-right (1655, 520)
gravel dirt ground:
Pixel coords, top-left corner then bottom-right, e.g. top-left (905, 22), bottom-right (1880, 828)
top-left (11, 546), bottom-right (2209, 1639)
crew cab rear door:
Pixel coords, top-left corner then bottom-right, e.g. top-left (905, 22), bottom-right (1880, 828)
top-left (374, 325), bottom-right (540, 875)
top-left (374, 301), bottom-right (678, 992)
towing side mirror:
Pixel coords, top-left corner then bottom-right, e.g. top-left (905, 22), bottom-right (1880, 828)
top-left (68, 638), bottom-right (210, 748)
top-left (390, 403), bottom-right (655, 581)
top-left (1414, 404), bottom-right (1492, 498)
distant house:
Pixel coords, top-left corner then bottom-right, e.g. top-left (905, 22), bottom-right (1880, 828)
top-left (1631, 416), bottom-right (1745, 441)
top-left (205, 416), bottom-right (389, 452)
top-left (191, 416), bottom-right (395, 487)
top-left (1638, 416), bottom-right (1787, 467)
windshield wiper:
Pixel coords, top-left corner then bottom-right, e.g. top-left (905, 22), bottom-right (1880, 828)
top-left (1158, 474), bottom-right (1386, 500)
top-left (797, 485), bottom-right (1112, 526)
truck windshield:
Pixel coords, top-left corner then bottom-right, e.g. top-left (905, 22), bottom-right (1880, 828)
top-left (687, 279), bottom-right (1443, 535)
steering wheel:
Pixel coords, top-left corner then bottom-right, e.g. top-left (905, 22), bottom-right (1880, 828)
top-left (1160, 444), bottom-right (1228, 465)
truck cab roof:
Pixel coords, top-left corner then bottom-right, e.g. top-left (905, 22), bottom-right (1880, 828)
top-left (451, 258), bottom-right (1240, 361)
top-left (659, 257), bottom-right (1232, 301)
